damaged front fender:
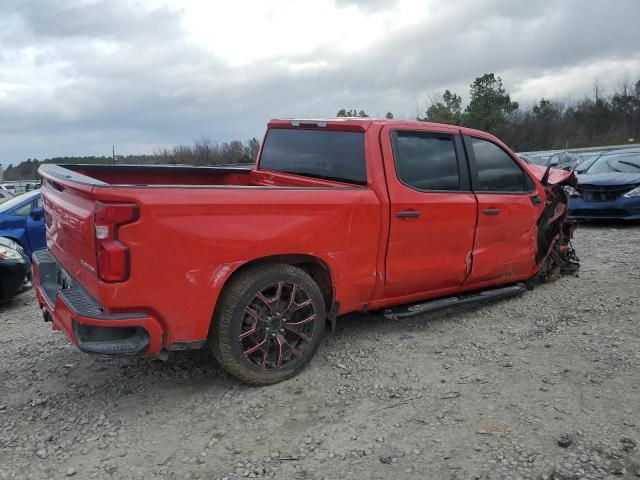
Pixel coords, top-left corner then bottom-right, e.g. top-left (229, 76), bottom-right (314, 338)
top-left (528, 165), bottom-right (580, 282)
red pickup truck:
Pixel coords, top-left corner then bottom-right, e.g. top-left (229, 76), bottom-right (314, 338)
top-left (35, 118), bottom-right (578, 384)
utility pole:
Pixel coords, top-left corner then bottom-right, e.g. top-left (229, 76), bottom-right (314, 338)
top-left (112, 145), bottom-right (116, 164)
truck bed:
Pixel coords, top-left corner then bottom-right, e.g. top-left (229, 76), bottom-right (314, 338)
top-left (37, 162), bottom-right (382, 350)
top-left (43, 164), bottom-right (357, 189)
top-left (45, 164), bottom-right (254, 187)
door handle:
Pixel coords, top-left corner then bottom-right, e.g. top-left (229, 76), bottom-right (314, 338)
top-left (396, 210), bottom-right (421, 218)
top-left (482, 208), bottom-right (501, 215)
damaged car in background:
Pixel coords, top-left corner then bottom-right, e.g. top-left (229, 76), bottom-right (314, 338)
top-left (33, 118), bottom-right (578, 385)
top-left (522, 151), bottom-right (583, 171)
top-left (567, 149), bottom-right (640, 221)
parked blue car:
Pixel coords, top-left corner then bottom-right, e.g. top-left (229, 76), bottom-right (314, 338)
top-left (0, 190), bottom-right (45, 259)
top-left (568, 150), bottom-right (640, 220)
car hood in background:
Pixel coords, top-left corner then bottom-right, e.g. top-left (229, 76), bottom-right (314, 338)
top-left (524, 163), bottom-right (575, 186)
top-left (577, 172), bottom-right (640, 187)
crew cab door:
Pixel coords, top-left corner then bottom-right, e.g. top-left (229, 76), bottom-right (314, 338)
top-left (463, 135), bottom-right (542, 284)
top-left (382, 125), bottom-right (478, 298)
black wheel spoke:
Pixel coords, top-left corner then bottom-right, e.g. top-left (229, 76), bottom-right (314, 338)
top-left (238, 281), bottom-right (315, 371)
top-left (282, 284), bottom-right (298, 314)
top-left (275, 334), bottom-right (300, 368)
top-left (284, 314), bottom-right (315, 343)
top-left (255, 292), bottom-right (273, 311)
top-left (239, 306), bottom-right (261, 340)
top-left (290, 298), bottom-right (313, 314)
top-left (242, 331), bottom-right (269, 356)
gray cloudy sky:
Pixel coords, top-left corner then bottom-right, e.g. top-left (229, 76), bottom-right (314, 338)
top-left (1, 0), bottom-right (639, 164)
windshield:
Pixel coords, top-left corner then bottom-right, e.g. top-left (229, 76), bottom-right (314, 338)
top-left (575, 157), bottom-right (598, 173)
top-left (584, 152), bottom-right (640, 174)
top-left (0, 190), bottom-right (39, 213)
top-left (578, 153), bottom-right (601, 163)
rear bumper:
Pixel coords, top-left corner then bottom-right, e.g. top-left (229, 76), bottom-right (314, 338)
top-left (33, 250), bottom-right (163, 355)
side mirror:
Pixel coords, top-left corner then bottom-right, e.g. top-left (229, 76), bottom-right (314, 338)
top-left (31, 206), bottom-right (44, 220)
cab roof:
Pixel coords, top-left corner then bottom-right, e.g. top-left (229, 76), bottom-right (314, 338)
top-left (267, 117), bottom-right (501, 142)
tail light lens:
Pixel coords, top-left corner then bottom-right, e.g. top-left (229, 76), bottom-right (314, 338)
top-left (94, 202), bottom-right (138, 282)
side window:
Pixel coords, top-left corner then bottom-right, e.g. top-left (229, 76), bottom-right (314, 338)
top-left (394, 131), bottom-right (460, 191)
top-left (471, 137), bottom-right (532, 192)
top-left (36, 197), bottom-right (43, 208)
top-left (12, 201), bottom-right (33, 216)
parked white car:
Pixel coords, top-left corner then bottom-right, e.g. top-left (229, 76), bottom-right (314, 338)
top-left (0, 187), bottom-right (16, 204)
top-left (0, 181), bottom-right (40, 195)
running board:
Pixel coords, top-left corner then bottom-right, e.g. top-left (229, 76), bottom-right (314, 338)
top-left (383, 283), bottom-right (526, 320)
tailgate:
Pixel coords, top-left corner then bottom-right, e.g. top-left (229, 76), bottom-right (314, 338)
top-left (40, 175), bottom-right (100, 299)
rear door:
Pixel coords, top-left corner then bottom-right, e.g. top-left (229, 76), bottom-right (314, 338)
top-left (463, 135), bottom-right (542, 284)
top-left (382, 125), bottom-right (478, 298)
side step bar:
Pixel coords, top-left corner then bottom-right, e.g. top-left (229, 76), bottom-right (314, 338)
top-left (383, 283), bottom-right (526, 320)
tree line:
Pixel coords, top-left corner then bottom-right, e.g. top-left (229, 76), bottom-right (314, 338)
top-left (338, 73), bottom-right (640, 152)
top-left (2, 136), bottom-right (260, 181)
top-left (4, 72), bottom-right (640, 180)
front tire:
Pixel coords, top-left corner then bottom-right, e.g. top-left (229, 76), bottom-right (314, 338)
top-left (210, 264), bottom-right (326, 385)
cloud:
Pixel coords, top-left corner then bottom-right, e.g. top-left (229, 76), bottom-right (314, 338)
top-left (334, 0), bottom-right (395, 12)
top-left (0, 0), bottom-right (182, 43)
top-left (0, 0), bottom-right (639, 163)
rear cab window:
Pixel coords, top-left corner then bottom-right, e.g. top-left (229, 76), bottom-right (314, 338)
top-left (259, 129), bottom-right (367, 185)
top-left (392, 131), bottom-right (462, 191)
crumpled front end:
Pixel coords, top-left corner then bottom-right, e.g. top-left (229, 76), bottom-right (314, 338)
top-left (534, 170), bottom-right (580, 282)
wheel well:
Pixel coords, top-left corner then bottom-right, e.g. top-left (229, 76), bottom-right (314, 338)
top-left (221, 255), bottom-right (335, 313)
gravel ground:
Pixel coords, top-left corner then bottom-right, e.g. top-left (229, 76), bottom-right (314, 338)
top-left (1, 224), bottom-right (639, 480)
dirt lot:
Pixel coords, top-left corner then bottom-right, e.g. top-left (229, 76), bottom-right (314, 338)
top-left (1, 224), bottom-right (639, 480)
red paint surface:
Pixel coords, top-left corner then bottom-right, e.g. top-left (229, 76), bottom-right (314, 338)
top-left (35, 118), bottom-right (563, 353)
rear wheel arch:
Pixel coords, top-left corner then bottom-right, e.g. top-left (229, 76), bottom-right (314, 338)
top-left (216, 254), bottom-right (336, 316)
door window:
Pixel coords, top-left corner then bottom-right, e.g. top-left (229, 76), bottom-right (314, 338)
top-left (394, 132), bottom-right (460, 191)
top-left (13, 201), bottom-right (33, 216)
top-left (471, 137), bottom-right (533, 192)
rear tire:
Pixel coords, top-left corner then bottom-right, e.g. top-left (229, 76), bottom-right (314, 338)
top-left (210, 264), bottom-right (326, 385)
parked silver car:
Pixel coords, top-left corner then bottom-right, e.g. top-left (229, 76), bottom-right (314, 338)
top-left (0, 189), bottom-right (15, 205)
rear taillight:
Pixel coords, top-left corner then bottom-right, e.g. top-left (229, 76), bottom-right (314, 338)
top-left (94, 202), bottom-right (138, 282)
